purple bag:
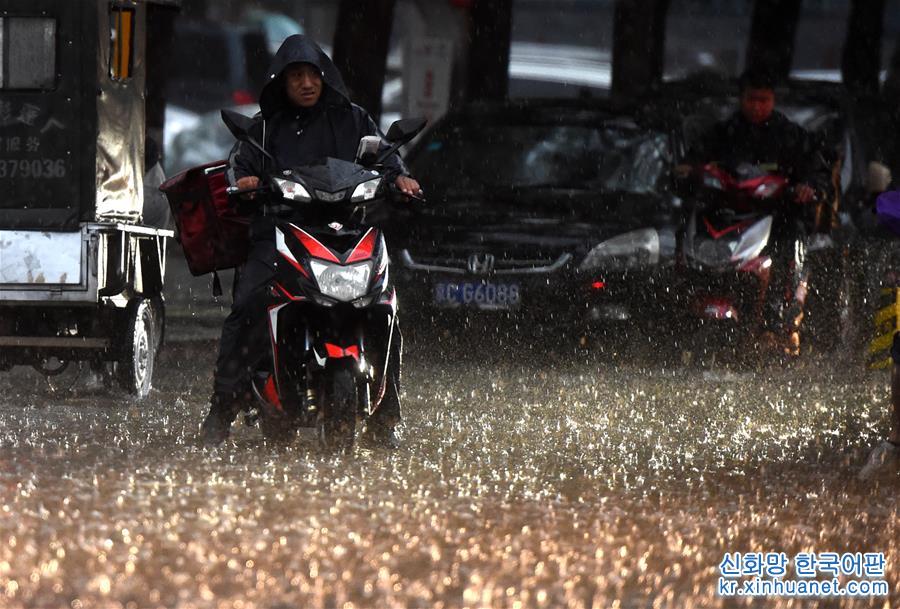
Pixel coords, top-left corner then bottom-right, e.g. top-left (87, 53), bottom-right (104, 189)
top-left (876, 190), bottom-right (900, 236)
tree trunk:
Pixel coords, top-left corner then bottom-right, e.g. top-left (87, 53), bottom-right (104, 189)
top-left (842, 0), bottom-right (886, 97)
top-left (145, 5), bottom-right (177, 162)
top-left (332, 0), bottom-right (397, 119)
top-left (611, 0), bottom-right (670, 99)
top-left (464, 0), bottom-right (513, 102)
top-left (745, 0), bottom-right (802, 81)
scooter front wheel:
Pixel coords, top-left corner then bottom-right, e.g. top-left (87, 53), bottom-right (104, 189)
top-left (317, 368), bottom-right (357, 453)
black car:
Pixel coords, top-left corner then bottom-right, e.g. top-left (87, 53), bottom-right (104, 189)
top-left (165, 20), bottom-right (272, 113)
top-left (392, 100), bottom-right (683, 331)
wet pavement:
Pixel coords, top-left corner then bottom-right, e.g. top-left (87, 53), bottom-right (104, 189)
top-left (0, 320), bottom-right (898, 608)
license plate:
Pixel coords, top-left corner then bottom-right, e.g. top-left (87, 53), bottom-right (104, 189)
top-left (433, 281), bottom-right (521, 310)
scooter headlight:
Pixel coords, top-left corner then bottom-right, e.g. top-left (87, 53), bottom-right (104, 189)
top-left (579, 228), bottom-right (662, 271)
top-left (274, 177), bottom-right (313, 202)
top-left (754, 181), bottom-right (780, 198)
top-left (351, 178), bottom-right (382, 202)
top-left (309, 260), bottom-right (372, 302)
top-left (730, 216), bottom-right (773, 263)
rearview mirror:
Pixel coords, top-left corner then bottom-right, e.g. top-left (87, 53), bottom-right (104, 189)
top-left (221, 109), bottom-right (255, 141)
top-left (221, 109), bottom-right (275, 163)
top-left (373, 118), bottom-right (427, 166)
top-left (385, 117), bottom-right (427, 145)
top-left (356, 135), bottom-right (382, 166)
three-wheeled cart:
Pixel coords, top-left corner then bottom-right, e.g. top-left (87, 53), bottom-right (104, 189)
top-left (0, 0), bottom-right (179, 397)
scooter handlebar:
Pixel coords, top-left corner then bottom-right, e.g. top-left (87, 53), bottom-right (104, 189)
top-left (225, 184), bottom-right (273, 197)
top-left (388, 182), bottom-right (427, 204)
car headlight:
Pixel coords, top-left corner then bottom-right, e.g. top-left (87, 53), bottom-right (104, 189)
top-left (579, 228), bottom-right (661, 271)
top-left (351, 178), bottom-right (382, 202)
top-left (309, 260), bottom-right (372, 302)
top-left (274, 177), bottom-right (312, 202)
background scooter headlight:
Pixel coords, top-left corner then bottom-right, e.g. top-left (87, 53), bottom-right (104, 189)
top-left (274, 177), bottom-right (313, 202)
top-left (730, 216), bottom-right (773, 263)
top-left (309, 260), bottom-right (373, 302)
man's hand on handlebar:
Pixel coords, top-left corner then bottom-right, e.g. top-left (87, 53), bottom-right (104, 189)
top-left (236, 176), bottom-right (260, 190)
top-left (234, 176), bottom-right (262, 199)
top-left (228, 176), bottom-right (272, 202)
top-left (395, 175), bottom-right (424, 201)
top-left (673, 164), bottom-right (694, 179)
top-left (793, 183), bottom-right (816, 204)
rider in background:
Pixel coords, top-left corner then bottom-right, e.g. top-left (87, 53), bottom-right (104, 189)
top-left (201, 34), bottom-right (421, 447)
top-left (674, 68), bottom-right (831, 355)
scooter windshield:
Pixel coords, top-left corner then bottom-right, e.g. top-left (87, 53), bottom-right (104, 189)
top-left (282, 157), bottom-right (375, 198)
top-left (731, 162), bottom-right (779, 181)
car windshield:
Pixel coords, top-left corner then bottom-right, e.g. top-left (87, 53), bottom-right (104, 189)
top-left (412, 122), bottom-right (671, 196)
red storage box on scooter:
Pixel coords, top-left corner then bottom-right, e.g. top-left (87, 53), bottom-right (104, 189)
top-left (160, 161), bottom-right (250, 276)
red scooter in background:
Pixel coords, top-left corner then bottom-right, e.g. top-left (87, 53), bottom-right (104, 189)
top-left (681, 163), bottom-right (810, 360)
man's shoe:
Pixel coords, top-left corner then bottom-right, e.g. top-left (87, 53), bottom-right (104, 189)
top-left (858, 441), bottom-right (900, 481)
top-left (200, 410), bottom-right (232, 446)
top-left (199, 395), bottom-right (240, 446)
top-left (362, 420), bottom-right (400, 449)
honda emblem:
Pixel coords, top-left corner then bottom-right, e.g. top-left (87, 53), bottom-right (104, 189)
top-left (467, 253), bottom-right (495, 275)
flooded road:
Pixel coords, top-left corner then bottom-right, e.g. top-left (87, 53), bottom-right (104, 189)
top-left (0, 325), bottom-right (897, 608)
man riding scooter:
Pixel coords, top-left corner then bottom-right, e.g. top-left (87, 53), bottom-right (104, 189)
top-left (675, 68), bottom-right (831, 355)
top-left (200, 35), bottom-right (422, 447)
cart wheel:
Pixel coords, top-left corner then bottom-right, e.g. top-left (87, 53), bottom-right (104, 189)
top-left (32, 357), bottom-right (70, 377)
top-left (117, 298), bottom-right (158, 398)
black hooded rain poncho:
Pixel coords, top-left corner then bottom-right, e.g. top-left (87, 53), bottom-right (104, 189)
top-left (227, 34), bottom-right (408, 183)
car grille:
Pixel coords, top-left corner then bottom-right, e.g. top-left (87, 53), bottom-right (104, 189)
top-left (399, 250), bottom-right (572, 275)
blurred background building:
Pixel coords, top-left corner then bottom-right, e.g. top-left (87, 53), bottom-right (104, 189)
top-left (157, 0), bottom-right (900, 343)
top-left (163, 0), bottom-right (900, 176)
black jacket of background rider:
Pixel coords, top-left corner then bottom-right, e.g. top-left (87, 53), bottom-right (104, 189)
top-left (227, 34), bottom-right (408, 186)
top-left (683, 110), bottom-right (830, 194)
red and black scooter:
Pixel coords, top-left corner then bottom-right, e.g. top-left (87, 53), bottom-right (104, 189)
top-left (221, 110), bottom-right (426, 450)
top-left (681, 163), bottom-right (809, 355)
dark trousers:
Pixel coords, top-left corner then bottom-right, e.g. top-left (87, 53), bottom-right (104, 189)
top-left (213, 237), bottom-right (277, 398)
top-left (212, 235), bottom-right (402, 424)
top-left (377, 321), bottom-right (403, 425)
top-left (763, 217), bottom-right (806, 330)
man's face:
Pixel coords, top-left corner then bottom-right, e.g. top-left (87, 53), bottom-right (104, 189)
top-left (285, 63), bottom-right (323, 108)
top-left (740, 87), bottom-right (775, 125)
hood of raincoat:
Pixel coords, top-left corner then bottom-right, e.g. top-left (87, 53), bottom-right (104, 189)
top-left (259, 34), bottom-right (350, 119)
